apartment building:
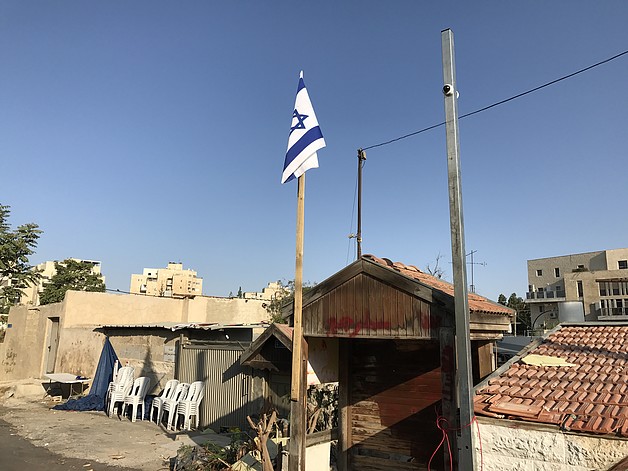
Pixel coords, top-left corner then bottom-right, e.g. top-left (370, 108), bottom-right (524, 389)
top-left (525, 248), bottom-right (628, 325)
top-left (242, 281), bottom-right (284, 301)
top-left (20, 259), bottom-right (104, 306)
top-left (129, 262), bottom-right (202, 298)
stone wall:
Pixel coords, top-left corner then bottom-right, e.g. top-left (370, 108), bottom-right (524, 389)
top-left (476, 418), bottom-right (628, 470)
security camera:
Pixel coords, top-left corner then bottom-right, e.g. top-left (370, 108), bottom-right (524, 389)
top-left (443, 84), bottom-right (454, 96)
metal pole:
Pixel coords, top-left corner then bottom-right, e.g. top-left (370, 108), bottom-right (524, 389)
top-left (357, 149), bottom-right (366, 259)
top-left (441, 28), bottom-right (477, 470)
top-left (469, 250), bottom-right (475, 293)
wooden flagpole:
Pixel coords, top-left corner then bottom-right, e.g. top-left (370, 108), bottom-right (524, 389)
top-left (289, 173), bottom-right (307, 471)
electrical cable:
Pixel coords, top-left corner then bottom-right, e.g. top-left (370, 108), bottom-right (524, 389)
top-left (362, 49), bottom-right (628, 151)
top-left (346, 168), bottom-right (359, 266)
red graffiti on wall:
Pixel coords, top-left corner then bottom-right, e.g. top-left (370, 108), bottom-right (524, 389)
top-left (326, 317), bottom-right (391, 337)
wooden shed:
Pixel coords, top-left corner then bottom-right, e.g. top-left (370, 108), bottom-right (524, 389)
top-left (299, 255), bottom-right (514, 471)
top-left (240, 323), bottom-right (294, 419)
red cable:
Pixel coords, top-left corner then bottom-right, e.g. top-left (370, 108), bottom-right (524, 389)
top-left (428, 414), bottom-right (483, 471)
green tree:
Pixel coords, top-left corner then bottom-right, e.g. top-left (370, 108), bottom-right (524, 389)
top-left (0, 205), bottom-right (42, 314)
top-left (265, 279), bottom-right (316, 324)
top-left (237, 286), bottom-right (243, 299)
top-left (498, 292), bottom-right (531, 335)
top-left (40, 259), bottom-right (106, 305)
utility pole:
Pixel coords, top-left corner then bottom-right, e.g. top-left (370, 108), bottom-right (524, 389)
top-left (356, 149), bottom-right (366, 259)
top-left (441, 28), bottom-right (477, 470)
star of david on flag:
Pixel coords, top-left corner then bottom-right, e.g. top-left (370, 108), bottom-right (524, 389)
top-left (281, 71), bottom-right (326, 184)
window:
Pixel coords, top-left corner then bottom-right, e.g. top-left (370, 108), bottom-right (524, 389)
top-left (536, 269), bottom-right (543, 277)
top-left (619, 260), bottom-right (628, 270)
top-left (554, 267), bottom-right (560, 277)
top-left (600, 283), bottom-right (607, 296)
top-left (577, 281), bottom-right (584, 298)
top-left (577, 264), bottom-right (585, 269)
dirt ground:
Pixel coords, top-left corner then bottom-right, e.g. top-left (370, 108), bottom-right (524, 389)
top-left (0, 379), bottom-right (231, 471)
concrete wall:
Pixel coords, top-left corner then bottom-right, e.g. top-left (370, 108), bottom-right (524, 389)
top-left (62, 290), bottom-right (268, 327)
top-left (0, 290), bottom-right (270, 382)
top-left (104, 329), bottom-right (179, 394)
top-left (0, 303), bottom-right (64, 380)
top-left (476, 418), bottom-right (628, 470)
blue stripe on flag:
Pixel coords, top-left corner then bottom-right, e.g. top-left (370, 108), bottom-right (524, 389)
top-left (297, 77), bottom-right (305, 93)
top-left (284, 126), bottom-right (323, 168)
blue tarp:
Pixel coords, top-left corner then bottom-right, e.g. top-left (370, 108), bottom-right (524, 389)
top-left (53, 337), bottom-right (119, 412)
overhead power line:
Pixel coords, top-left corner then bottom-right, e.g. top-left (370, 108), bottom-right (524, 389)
top-left (362, 49), bottom-right (628, 151)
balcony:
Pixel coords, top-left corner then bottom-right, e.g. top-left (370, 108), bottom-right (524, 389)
top-left (597, 307), bottom-right (628, 320)
top-left (525, 290), bottom-right (566, 302)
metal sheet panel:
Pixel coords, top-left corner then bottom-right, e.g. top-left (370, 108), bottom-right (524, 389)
top-left (178, 343), bottom-right (259, 431)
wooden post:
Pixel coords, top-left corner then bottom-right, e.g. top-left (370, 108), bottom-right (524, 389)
top-left (337, 338), bottom-right (350, 471)
top-left (289, 174), bottom-right (307, 471)
top-left (356, 149), bottom-right (366, 260)
top-left (441, 28), bottom-right (477, 469)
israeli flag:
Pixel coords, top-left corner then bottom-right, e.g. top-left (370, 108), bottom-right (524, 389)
top-left (281, 71), bottom-right (326, 184)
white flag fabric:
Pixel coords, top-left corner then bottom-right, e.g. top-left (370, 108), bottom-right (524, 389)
top-left (281, 71), bottom-right (326, 184)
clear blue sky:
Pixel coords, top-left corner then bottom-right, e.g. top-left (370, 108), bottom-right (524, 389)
top-left (2, 1), bottom-right (627, 301)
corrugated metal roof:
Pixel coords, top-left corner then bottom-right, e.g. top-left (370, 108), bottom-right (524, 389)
top-left (100, 322), bottom-right (268, 331)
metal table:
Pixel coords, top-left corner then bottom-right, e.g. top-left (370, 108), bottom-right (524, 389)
top-left (44, 373), bottom-right (90, 398)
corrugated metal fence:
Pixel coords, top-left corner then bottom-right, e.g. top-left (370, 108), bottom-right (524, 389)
top-left (176, 341), bottom-right (260, 432)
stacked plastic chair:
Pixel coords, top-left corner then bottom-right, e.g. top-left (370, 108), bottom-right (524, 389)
top-left (122, 376), bottom-right (151, 422)
top-left (161, 382), bottom-right (189, 430)
top-left (106, 366), bottom-right (134, 417)
top-left (150, 379), bottom-right (179, 424)
top-left (175, 380), bottom-right (205, 431)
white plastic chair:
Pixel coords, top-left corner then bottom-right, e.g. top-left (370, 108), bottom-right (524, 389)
top-left (122, 376), bottom-right (151, 422)
top-left (161, 382), bottom-right (189, 429)
top-left (150, 379), bottom-right (179, 424)
top-left (107, 368), bottom-right (135, 417)
top-left (106, 366), bottom-right (134, 411)
top-left (175, 380), bottom-right (205, 431)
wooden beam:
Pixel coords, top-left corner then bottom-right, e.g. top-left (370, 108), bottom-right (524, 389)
top-left (337, 339), bottom-right (350, 471)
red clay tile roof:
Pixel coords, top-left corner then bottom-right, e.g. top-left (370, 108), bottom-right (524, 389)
top-left (475, 325), bottom-right (628, 437)
top-left (364, 254), bottom-right (514, 317)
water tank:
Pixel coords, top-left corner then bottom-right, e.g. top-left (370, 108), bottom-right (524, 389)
top-left (558, 302), bottom-right (585, 322)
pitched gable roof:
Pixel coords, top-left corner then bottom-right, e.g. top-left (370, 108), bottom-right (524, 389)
top-left (474, 324), bottom-right (628, 436)
top-left (364, 255), bottom-right (514, 317)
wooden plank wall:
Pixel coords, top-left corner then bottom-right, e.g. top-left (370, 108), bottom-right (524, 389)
top-left (303, 274), bottom-right (434, 339)
top-left (347, 339), bottom-right (442, 470)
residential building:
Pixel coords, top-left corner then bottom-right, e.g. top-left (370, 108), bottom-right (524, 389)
top-left (525, 248), bottom-right (628, 326)
top-left (20, 259), bottom-right (104, 306)
top-left (129, 262), bottom-right (202, 298)
top-left (242, 281), bottom-right (284, 301)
